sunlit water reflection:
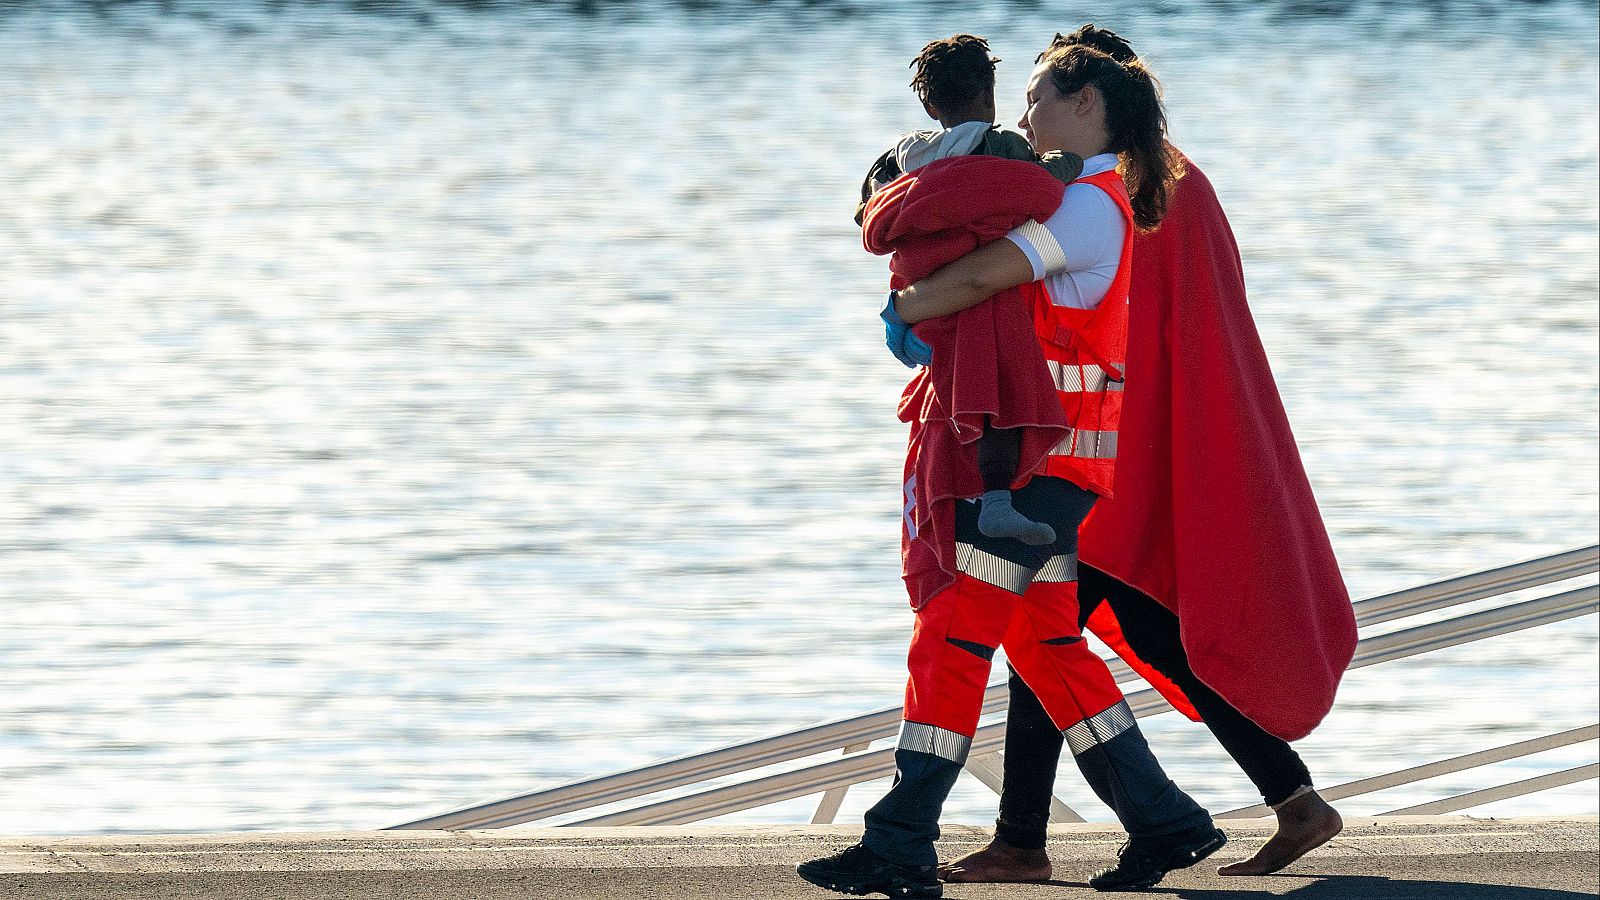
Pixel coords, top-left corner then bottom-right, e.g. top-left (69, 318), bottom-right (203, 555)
top-left (0, 1), bottom-right (1595, 834)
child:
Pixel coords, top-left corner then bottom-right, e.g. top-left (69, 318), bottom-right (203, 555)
top-left (858, 34), bottom-right (1081, 546)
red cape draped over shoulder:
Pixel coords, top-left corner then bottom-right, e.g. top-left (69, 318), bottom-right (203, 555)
top-left (1077, 156), bottom-right (1357, 741)
top-left (861, 156), bottom-right (1070, 612)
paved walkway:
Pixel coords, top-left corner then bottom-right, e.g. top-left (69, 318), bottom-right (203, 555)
top-left (0, 816), bottom-right (1594, 899)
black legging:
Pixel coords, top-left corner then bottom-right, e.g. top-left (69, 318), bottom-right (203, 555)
top-left (994, 564), bottom-right (1313, 850)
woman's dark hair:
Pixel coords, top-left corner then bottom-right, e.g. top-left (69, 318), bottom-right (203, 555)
top-left (1038, 23), bottom-right (1137, 64)
top-left (910, 34), bottom-right (998, 117)
top-left (1040, 43), bottom-right (1183, 231)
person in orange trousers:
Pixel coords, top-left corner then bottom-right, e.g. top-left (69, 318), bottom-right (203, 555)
top-left (799, 39), bottom-right (1231, 899)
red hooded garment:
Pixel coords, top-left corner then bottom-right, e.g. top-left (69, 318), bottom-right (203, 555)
top-left (861, 156), bottom-right (1071, 613)
top-left (865, 157), bottom-right (1202, 722)
top-left (1077, 156), bottom-right (1357, 741)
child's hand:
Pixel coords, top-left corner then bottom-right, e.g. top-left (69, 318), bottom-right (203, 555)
top-left (881, 291), bottom-right (933, 368)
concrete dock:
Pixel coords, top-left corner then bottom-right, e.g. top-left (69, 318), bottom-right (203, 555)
top-left (0, 816), bottom-right (1594, 899)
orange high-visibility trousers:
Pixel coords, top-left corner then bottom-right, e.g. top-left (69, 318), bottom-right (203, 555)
top-left (864, 478), bottom-right (1210, 868)
top-left (900, 570), bottom-right (1130, 763)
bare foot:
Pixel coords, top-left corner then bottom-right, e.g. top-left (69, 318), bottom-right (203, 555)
top-left (938, 839), bottom-right (1053, 883)
top-left (1217, 789), bottom-right (1343, 876)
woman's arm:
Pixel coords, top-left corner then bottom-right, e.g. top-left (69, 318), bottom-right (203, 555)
top-left (894, 175), bottom-right (1124, 325)
top-left (891, 238), bottom-right (1037, 324)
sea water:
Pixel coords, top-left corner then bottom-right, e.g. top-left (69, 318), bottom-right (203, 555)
top-left (0, 0), bottom-right (1595, 834)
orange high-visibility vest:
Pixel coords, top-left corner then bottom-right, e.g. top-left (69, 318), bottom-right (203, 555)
top-left (1020, 168), bottom-right (1134, 498)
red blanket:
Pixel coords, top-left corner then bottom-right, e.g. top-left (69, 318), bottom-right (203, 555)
top-left (1077, 157), bottom-right (1357, 741)
top-left (861, 156), bottom-right (1071, 611)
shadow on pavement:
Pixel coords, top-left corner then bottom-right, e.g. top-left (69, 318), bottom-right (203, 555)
top-left (1163, 875), bottom-right (1593, 900)
top-left (946, 876), bottom-right (1597, 900)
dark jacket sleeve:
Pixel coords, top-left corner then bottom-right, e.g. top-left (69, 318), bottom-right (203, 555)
top-left (855, 149), bottom-right (901, 226)
top-left (1038, 151), bottom-right (1084, 185)
top-left (979, 128), bottom-right (1083, 184)
top-left (977, 128), bottom-right (1039, 163)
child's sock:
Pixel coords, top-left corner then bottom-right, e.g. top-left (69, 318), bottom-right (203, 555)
top-left (978, 490), bottom-right (1056, 546)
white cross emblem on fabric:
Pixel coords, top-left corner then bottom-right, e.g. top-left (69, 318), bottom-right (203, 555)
top-left (903, 474), bottom-right (918, 539)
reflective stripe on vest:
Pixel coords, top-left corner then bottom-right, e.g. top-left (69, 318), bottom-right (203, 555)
top-left (1047, 359), bottom-right (1126, 393)
top-left (1050, 427), bottom-right (1119, 460)
top-left (1026, 168), bottom-right (1135, 497)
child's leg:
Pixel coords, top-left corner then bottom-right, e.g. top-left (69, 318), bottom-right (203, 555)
top-left (976, 422), bottom-right (1055, 545)
top-left (976, 420), bottom-right (1022, 492)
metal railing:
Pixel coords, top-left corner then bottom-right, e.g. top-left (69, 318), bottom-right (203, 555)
top-left (391, 545), bottom-right (1599, 831)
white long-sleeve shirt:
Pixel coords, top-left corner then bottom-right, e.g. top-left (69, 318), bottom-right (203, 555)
top-left (1002, 153), bottom-right (1124, 310)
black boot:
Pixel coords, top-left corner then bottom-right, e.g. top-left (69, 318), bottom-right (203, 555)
top-left (796, 843), bottom-right (942, 898)
top-left (1089, 825), bottom-right (1228, 891)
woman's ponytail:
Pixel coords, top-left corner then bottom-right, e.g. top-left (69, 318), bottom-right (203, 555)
top-left (1044, 46), bottom-right (1183, 231)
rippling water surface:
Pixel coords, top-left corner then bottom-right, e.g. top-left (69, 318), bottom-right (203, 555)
top-left (1, 0), bottom-right (1596, 835)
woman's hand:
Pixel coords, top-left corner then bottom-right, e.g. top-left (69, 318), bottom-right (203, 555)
top-left (881, 291), bottom-right (933, 367)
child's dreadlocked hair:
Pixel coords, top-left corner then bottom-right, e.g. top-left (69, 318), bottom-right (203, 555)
top-left (909, 34), bottom-right (999, 116)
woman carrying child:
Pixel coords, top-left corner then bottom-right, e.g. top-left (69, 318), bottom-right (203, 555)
top-left (798, 42), bottom-right (1225, 899)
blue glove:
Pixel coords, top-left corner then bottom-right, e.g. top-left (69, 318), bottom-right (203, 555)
top-left (881, 290), bottom-right (933, 368)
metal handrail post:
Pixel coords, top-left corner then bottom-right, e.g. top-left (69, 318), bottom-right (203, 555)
top-left (1381, 764), bottom-right (1600, 816)
top-left (568, 723), bottom-right (1008, 826)
top-left (1219, 725), bottom-right (1600, 818)
top-left (1351, 545), bottom-right (1597, 628)
top-left (549, 587), bottom-right (1596, 828)
top-left (1348, 585), bottom-right (1597, 669)
top-left (387, 547), bottom-right (1599, 830)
